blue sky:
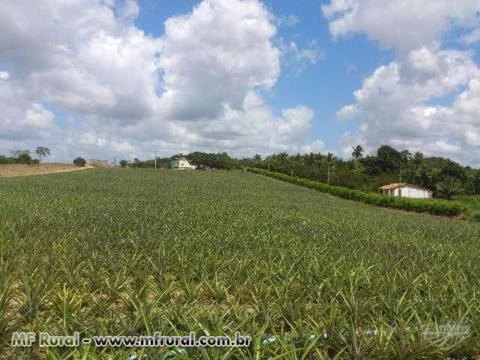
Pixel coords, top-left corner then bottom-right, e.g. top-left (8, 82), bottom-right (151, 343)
top-left (0, 0), bottom-right (479, 165)
top-left (135, 0), bottom-right (392, 151)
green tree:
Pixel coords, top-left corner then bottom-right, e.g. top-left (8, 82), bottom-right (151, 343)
top-left (436, 177), bottom-right (464, 200)
top-left (413, 152), bottom-right (424, 168)
top-left (398, 149), bottom-right (411, 182)
top-left (377, 145), bottom-right (402, 173)
top-left (35, 147), bottom-right (50, 163)
top-left (119, 160), bottom-right (128, 168)
top-left (324, 152), bottom-right (337, 185)
top-left (351, 145), bottom-right (364, 161)
top-left (16, 150), bottom-right (33, 164)
top-left (73, 157), bottom-right (86, 167)
top-left (253, 154), bottom-right (262, 166)
top-left (473, 171), bottom-right (480, 195)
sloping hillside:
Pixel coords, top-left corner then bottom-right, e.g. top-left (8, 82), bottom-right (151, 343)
top-left (1, 169), bottom-right (479, 358)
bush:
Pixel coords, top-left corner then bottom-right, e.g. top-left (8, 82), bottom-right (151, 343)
top-left (16, 152), bottom-right (33, 164)
top-left (73, 157), bottom-right (87, 167)
top-left (247, 167), bottom-right (465, 217)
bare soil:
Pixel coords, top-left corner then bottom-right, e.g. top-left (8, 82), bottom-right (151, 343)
top-left (0, 163), bottom-right (92, 177)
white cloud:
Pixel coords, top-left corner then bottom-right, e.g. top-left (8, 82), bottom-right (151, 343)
top-left (22, 104), bottom-right (55, 129)
top-left (337, 104), bottom-right (358, 120)
top-left (0, 71), bottom-right (9, 80)
top-left (323, 0), bottom-right (480, 165)
top-left (461, 28), bottom-right (480, 45)
top-left (279, 40), bottom-right (324, 75)
top-left (0, 0), bottom-right (323, 160)
top-left (157, 0), bottom-right (280, 120)
top-left (337, 46), bottom-right (480, 164)
top-left (277, 15), bottom-right (299, 27)
top-left (322, 0), bottom-right (480, 52)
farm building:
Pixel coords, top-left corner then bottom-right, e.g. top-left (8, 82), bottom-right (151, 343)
top-left (379, 183), bottom-right (432, 199)
top-left (88, 159), bottom-right (111, 168)
top-left (171, 157), bottom-right (196, 170)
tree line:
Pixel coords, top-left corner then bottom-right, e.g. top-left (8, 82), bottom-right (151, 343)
top-left (0, 147), bottom-right (50, 165)
top-left (125, 145), bottom-right (480, 199)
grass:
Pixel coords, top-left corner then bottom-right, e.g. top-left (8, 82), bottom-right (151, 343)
top-left (1, 169), bottom-right (479, 359)
top-left (454, 195), bottom-right (480, 218)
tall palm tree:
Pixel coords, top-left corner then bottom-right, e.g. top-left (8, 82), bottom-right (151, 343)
top-left (324, 152), bottom-right (337, 185)
top-left (398, 150), bottom-right (411, 182)
top-left (351, 145), bottom-right (364, 161)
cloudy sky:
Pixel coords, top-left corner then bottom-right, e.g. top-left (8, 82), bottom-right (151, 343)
top-left (1, 0), bottom-right (479, 165)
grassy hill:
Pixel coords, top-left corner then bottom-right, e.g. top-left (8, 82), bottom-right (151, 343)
top-left (1, 169), bottom-right (479, 358)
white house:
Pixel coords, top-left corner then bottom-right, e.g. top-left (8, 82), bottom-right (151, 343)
top-left (171, 157), bottom-right (196, 170)
top-left (379, 183), bottom-right (432, 199)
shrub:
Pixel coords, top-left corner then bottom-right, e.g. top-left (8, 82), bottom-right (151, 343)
top-left (247, 167), bottom-right (465, 217)
top-left (16, 152), bottom-right (33, 164)
top-left (73, 157), bottom-right (87, 167)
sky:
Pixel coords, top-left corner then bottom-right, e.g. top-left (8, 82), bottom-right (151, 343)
top-left (0, 0), bottom-right (479, 166)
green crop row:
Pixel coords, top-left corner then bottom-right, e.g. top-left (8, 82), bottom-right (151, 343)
top-left (1, 169), bottom-right (479, 358)
top-left (247, 167), bottom-right (466, 217)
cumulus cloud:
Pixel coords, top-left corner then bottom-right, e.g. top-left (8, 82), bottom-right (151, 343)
top-left (323, 0), bottom-right (480, 165)
top-left (322, 0), bottom-right (480, 52)
top-left (461, 28), bottom-right (480, 45)
top-left (157, 0), bottom-right (280, 120)
top-left (337, 46), bottom-right (480, 164)
top-left (0, 0), bottom-right (322, 160)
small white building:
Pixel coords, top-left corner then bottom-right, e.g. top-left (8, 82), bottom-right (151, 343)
top-left (171, 157), bottom-right (196, 170)
top-left (379, 183), bottom-right (432, 199)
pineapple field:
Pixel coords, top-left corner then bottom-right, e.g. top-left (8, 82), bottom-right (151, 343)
top-left (1, 169), bottom-right (479, 359)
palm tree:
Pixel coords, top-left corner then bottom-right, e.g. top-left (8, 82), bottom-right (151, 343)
top-left (398, 150), bottom-right (411, 182)
top-left (324, 152), bottom-right (337, 185)
top-left (351, 145), bottom-right (364, 161)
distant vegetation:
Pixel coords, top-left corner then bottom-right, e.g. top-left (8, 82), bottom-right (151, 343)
top-left (248, 167), bottom-right (466, 217)
top-left (0, 146), bottom-right (50, 165)
top-left (122, 145), bottom-right (479, 199)
top-left (73, 157), bottom-right (86, 167)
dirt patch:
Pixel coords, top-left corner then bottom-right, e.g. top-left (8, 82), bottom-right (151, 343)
top-left (0, 163), bottom-right (93, 177)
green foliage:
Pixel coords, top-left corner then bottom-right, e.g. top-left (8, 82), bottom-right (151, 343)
top-left (473, 171), bottom-right (480, 195)
top-left (247, 168), bottom-right (466, 216)
top-left (376, 145), bottom-right (403, 172)
top-left (187, 151), bottom-right (235, 169)
top-left (119, 159), bottom-right (128, 168)
top-left (436, 177), bottom-right (464, 200)
top-left (35, 146), bottom-right (50, 163)
top-left (73, 157), bottom-right (86, 167)
top-left (0, 169), bottom-right (479, 358)
top-left (131, 152), bottom-right (236, 170)
top-left (16, 151), bottom-right (33, 164)
top-left (351, 145), bottom-right (364, 160)
top-left (0, 155), bottom-right (17, 164)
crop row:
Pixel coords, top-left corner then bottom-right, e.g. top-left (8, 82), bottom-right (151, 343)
top-left (247, 167), bottom-right (466, 216)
